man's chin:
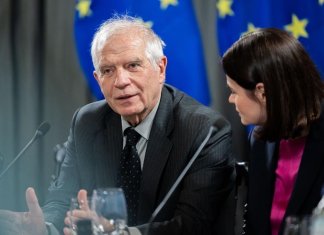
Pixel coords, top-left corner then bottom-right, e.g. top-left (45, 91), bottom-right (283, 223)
top-left (118, 108), bottom-right (138, 116)
top-left (118, 109), bottom-right (140, 119)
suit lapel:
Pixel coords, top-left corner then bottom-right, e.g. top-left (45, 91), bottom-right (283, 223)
top-left (90, 88), bottom-right (174, 222)
top-left (262, 140), bottom-right (278, 213)
top-left (249, 133), bottom-right (278, 234)
top-left (286, 117), bottom-right (324, 215)
top-left (93, 111), bottom-right (123, 189)
top-left (138, 87), bottom-right (173, 222)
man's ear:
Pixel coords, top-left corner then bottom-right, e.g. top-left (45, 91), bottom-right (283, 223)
top-left (158, 56), bottom-right (167, 83)
top-left (255, 83), bottom-right (266, 103)
top-left (93, 71), bottom-right (99, 83)
top-left (93, 71), bottom-right (104, 94)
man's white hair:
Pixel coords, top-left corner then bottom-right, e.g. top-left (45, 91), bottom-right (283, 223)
top-left (91, 14), bottom-right (166, 71)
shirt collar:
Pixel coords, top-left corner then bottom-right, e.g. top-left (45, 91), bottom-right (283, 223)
top-left (121, 98), bottom-right (161, 140)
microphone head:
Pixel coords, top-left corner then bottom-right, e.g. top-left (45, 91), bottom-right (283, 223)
top-left (36, 121), bottom-right (51, 137)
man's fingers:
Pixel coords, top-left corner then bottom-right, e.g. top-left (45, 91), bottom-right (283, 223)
top-left (64, 215), bottom-right (71, 226)
top-left (25, 187), bottom-right (42, 216)
top-left (77, 189), bottom-right (90, 210)
top-left (70, 209), bottom-right (92, 219)
top-left (63, 227), bottom-right (74, 235)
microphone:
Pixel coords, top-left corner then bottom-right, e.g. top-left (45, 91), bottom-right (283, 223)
top-left (145, 126), bottom-right (215, 235)
top-left (0, 121), bottom-right (51, 179)
top-left (51, 142), bottom-right (67, 180)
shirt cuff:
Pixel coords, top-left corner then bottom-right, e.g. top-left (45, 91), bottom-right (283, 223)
top-left (45, 222), bottom-right (141, 235)
top-left (45, 222), bottom-right (60, 235)
top-left (128, 226), bottom-right (142, 235)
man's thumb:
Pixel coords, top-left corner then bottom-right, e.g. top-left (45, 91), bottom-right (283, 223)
top-left (25, 187), bottom-right (42, 215)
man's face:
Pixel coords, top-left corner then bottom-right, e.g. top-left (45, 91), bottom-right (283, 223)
top-left (94, 30), bottom-right (167, 126)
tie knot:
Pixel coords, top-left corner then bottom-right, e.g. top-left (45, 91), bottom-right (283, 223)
top-left (124, 127), bottom-right (141, 146)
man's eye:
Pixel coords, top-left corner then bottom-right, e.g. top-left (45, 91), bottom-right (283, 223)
top-left (101, 68), bottom-right (113, 76)
top-left (128, 63), bottom-right (140, 70)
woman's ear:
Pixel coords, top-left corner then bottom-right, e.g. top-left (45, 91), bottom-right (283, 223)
top-left (255, 83), bottom-right (266, 103)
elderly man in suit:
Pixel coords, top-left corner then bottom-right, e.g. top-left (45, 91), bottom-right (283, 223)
top-left (0, 15), bottom-right (236, 235)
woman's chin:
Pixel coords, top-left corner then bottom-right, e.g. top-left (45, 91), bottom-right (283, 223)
top-left (240, 118), bottom-right (250, 126)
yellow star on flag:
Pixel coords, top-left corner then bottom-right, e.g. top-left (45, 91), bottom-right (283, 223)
top-left (76, 0), bottom-right (92, 18)
top-left (284, 14), bottom-right (308, 39)
top-left (160, 0), bottom-right (178, 10)
top-left (320, 0), bottom-right (324, 5)
top-left (241, 23), bottom-right (259, 36)
top-left (136, 18), bottom-right (154, 29)
top-left (216, 0), bottom-right (234, 18)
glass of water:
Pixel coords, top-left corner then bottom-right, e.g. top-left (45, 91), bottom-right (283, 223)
top-left (284, 216), bottom-right (301, 235)
top-left (284, 215), bottom-right (312, 235)
top-left (91, 188), bottom-right (127, 235)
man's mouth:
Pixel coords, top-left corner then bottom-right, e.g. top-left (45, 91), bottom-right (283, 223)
top-left (117, 94), bottom-right (136, 100)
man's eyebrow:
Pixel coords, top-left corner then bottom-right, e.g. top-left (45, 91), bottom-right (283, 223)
top-left (127, 58), bottom-right (142, 63)
top-left (99, 64), bottom-right (113, 69)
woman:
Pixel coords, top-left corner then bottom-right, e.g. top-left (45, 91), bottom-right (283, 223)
top-left (222, 28), bottom-right (324, 235)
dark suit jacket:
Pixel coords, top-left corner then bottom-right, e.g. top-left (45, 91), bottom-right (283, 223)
top-left (246, 103), bottom-right (324, 235)
top-left (43, 85), bottom-right (236, 235)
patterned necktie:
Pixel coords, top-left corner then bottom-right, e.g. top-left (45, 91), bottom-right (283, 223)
top-left (117, 127), bottom-right (142, 226)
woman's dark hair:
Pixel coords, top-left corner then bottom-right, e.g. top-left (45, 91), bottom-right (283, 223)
top-left (222, 28), bottom-right (324, 141)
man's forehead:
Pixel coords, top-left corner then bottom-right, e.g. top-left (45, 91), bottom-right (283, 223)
top-left (103, 35), bottom-right (144, 53)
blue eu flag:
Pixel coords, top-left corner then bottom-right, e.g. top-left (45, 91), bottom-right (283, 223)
top-left (74, 0), bottom-right (210, 105)
top-left (216, 0), bottom-right (324, 78)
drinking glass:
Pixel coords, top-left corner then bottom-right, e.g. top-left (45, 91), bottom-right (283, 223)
top-left (284, 215), bottom-right (312, 235)
top-left (284, 216), bottom-right (301, 235)
top-left (299, 215), bottom-right (311, 235)
top-left (91, 188), bottom-right (127, 235)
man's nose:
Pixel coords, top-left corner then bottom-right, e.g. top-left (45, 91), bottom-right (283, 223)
top-left (114, 69), bottom-right (130, 87)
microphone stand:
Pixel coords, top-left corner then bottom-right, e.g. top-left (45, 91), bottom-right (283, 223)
top-left (145, 126), bottom-right (215, 235)
top-left (0, 122), bottom-right (50, 179)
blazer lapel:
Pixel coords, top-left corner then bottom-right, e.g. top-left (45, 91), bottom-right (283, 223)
top-left (138, 87), bottom-right (173, 222)
top-left (286, 117), bottom-right (324, 215)
top-left (249, 133), bottom-right (278, 234)
top-left (93, 111), bottom-right (123, 189)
